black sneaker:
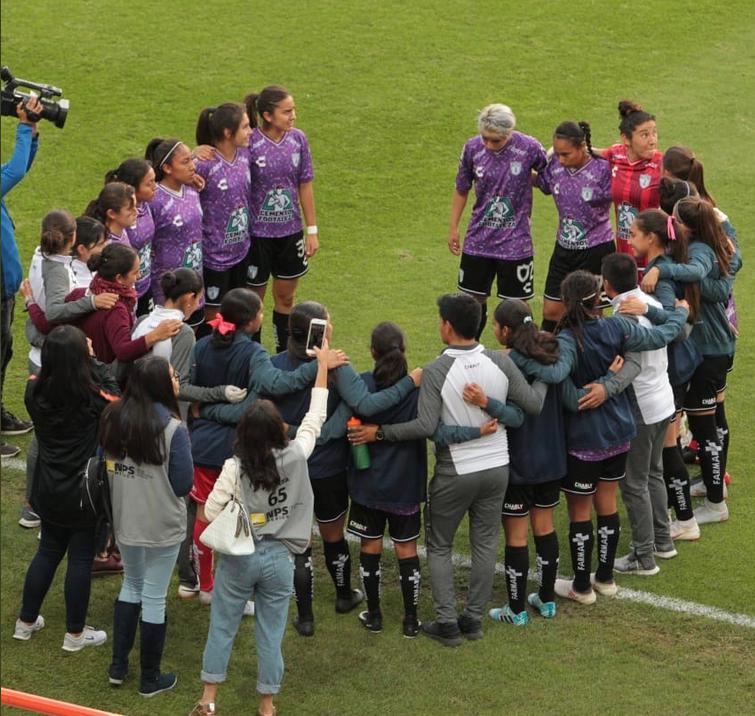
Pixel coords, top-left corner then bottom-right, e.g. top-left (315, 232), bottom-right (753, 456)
top-left (421, 619), bottom-right (463, 647)
top-left (293, 615), bottom-right (315, 637)
top-left (335, 589), bottom-right (364, 614)
top-left (1, 442), bottom-right (21, 459)
top-left (358, 610), bottom-right (382, 633)
top-left (402, 616), bottom-right (421, 638)
top-left (1, 408), bottom-right (33, 436)
top-left (457, 614), bottom-right (483, 640)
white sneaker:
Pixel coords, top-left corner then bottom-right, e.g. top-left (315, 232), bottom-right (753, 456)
top-left (243, 601), bottom-right (255, 617)
top-left (199, 590), bottom-right (212, 606)
top-left (694, 499), bottom-right (729, 525)
top-left (13, 615), bottom-right (45, 641)
top-left (614, 553), bottom-right (660, 576)
top-left (690, 481), bottom-right (728, 499)
top-left (590, 573), bottom-right (618, 597)
top-left (670, 517), bottom-right (701, 541)
top-left (653, 545), bottom-right (678, 559)
top-left (177, 583), bottom-right (200, 599)
top-left (62, 625), bottom-right (107, 652)
top-left (554, 578), bottom-right (596, 605)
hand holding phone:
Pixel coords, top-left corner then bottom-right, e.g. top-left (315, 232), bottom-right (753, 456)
top-left (306, 318), bottom-right (328, 356)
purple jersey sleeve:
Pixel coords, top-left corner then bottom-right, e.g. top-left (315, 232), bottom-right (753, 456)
top-left (126, 202), bottom-right (155, 298)
top-left (454, 141), bottom-right (475, 194)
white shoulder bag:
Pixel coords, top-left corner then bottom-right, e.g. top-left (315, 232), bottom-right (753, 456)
top-left (199, 459), bottom-right (255, 556)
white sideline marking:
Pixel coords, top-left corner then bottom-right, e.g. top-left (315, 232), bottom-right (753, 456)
top-left (341, 533), bottom-right (755, 629)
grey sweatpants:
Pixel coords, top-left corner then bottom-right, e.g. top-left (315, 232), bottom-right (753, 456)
top-left (620, 417), bottom-right (673, 562)
top-left (425, 464), bottom-right (509, 623)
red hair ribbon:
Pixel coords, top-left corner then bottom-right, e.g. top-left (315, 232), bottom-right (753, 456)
top-left (208, 313), bottom-right (236, 335)
top-left (667, 215), bottom-right (676, 241)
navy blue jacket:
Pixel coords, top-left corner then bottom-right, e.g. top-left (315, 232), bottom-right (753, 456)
top-left (348, 373), bottom-right (427, 509)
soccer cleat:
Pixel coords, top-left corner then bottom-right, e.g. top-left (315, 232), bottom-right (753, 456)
top-left (694, 499), bottom-right (729, 525)
top-left (335, 589), bottom-right (363, 614)
top-left (614, 553), bottom-right (660, 576)
top-left (690, 480), bottom-right (728, 499)
top-left (62, 625), bottom-right (107, 652)
top-left (554, 578), bottom-right (596, 605)
top-left (723, 472), bottom-right (731, 485)
top-left (590, 574), bottom-right (618, 597)
top-left (653, 545), bottom-right (678, 559)
top-left (293, 616), bottom-right (315, 637)
top-left (13, 615), bottom-right (45, 641)
top-left (402, 616), bottom-right (421, 638)
top-left (670, 518), bottom-right (701, 541)
top-left (457, 614), bottom-right (483, 640)
top-left (488, 604), bottom-right (529, 626)
top-left (0, 442), bottom-right (21, 459)
top-left (358, 610), bottom-right (383, 633)
top-left (1, 408), bottom-right (33, 435)
top-left (527, 593), bottom-right (557, 619)
top-left (18, 506), bottom-right (41, 529)
top-left (177, 583), bottom-right (200, 599)
top-left (421, 620), bottom-right (463, 647)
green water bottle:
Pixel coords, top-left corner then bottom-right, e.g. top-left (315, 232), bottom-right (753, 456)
top-left (347, 417), bottom-right (371, 470)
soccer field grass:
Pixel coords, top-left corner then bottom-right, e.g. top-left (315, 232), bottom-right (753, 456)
top-left (1, 1), bottom-right (754, 714)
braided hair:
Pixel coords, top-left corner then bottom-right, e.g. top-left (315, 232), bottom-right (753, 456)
top-left (556, 270), bottom-right (602, 350)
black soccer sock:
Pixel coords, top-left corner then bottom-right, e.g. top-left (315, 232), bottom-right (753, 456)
top-left (534, 531), bottom-right (559, 603)
top-left (323, 539), bottom-right (353, 599)
top-left (569, 521), bottom-right (594, 593)
top-left (475, 302), bottom-right (488, 341)
top-left (715, 402), bottom-right (730, 477)
top-left (293, 548), bottom-right (314, 620)
top-left (398, 556), bottom-right (421, 619)
top-left (595, 513), bottom-right (620, 584)
top-left (662, 445), bottom-right (694, 521)
top-left (504, 545), bottom-right (529, 614)
top-left (272, 310), bottom-right (290, 354)
top-left (688, 414), bottom-right (724, 503)
top-left (359, 552), bottom-right (381, 613)
top-left (541, 318), bottom-right (558, 333)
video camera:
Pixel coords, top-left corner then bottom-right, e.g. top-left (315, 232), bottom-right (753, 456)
top-left (1, 66), bottom-right (69, 128)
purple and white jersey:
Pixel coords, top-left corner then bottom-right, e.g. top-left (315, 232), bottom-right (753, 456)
top-left (456, 132), bottom-right (547, 261)
top-left (536, 155), bottom-right (613, 250)
top-left (247, 127), bottom-right (314, 238)
top-left (195, 150), bottom-right (252, 270)
top-left (107, 228), bottom-right (129, 245)
top-left (125, 202), bottom-right (155, 298)
top-left (149, 184), bottom-right (204, 306)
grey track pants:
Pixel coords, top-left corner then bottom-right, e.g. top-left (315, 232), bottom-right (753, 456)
top-left (425, 464), bottom-right (509, 623)
top-left (620, 416), bottom-right (673, 561)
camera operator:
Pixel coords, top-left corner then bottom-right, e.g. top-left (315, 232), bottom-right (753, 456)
top-left (1, 97), bottom-right (42, 459)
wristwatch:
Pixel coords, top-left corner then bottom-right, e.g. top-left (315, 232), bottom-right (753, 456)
top-left (375, 426), bottom-right (385, 441)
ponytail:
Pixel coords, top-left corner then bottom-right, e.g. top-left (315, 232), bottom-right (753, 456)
top-left (674, 198), bottom-right (732, 276)
top-left (659, 176), bottom-right (698, 214)
top-left (371, 322), bottom-right (409, 389)
top-left (556, 271), bottom-right (601, 350)
top-left (196, 103), bottom-right (245, 146)
top-left (244, 85), bottom-right (291, 129)
top-left (104, 158), bottom-right (152, 191)
top-left (663, 146), bottom-right (716, 206)
top-left (211, 288), bottom-right (261, 348)
top-left (40, 209), bottom-right (76, 256)
top-left (145, 137), bottom-right (184, 182)
top-left (494, 300), bottom-right (559, 364)
top-left (160, 268), bottom-right (203, 303)
top-left (88, 242), bottom-right (137, 281)
top-left (84, 182), bottom-right (135, 226)
top-left (553, 120), bottom-right (601, 159)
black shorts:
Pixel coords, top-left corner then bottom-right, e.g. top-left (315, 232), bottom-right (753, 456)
top-left (311, 471), bottom-right (349, 524)
top-left (684, 356), bottom-right (730, 413)
top-left (671, 382), bottom-right (688, 413)
top-left (501, 480), bottom-right (561, 517)
top-left (203, 259), bottom-right (249, 307)
top-left (543, 241), bottom-right (615, 304)
top-left (562, 452), bottom-right (628, 496)
top-left (458, 252), bottom-right (534, 300)
top-left (347, 501), bottom-right (421, 542)
top-left (246, 231), bottom-right (308, 286)
top-left (136, 292), bottom-right (154, 318)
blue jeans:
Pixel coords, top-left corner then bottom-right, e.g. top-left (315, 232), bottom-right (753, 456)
top-left (201, 539), bottom-right (294, 695)
top-left (117, 542), bottom-right (181, 623)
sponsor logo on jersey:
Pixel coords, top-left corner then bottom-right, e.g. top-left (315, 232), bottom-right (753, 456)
top-left (182, 241), bottom-right (202, 271)
top-left (255, 156), bottom-right (267, 168)
top-left (172, 214), bottom-right (184, 228)
top-left (137, 244), bottom-right (151, 279)
top-left (617, 202), bottom-right (639, 239)
top-left (553, 182), bottom-right (560, 196)
top-left (258, 187), bottom-right (294, 223)
top-left (217, 178), bottom-right (229, 191)
top-left (559, 218), bottom-right (587, 249)
top-left (224, 207), bottom-right (250, 245)
top-left (639, 173), bottom-right (652, 189)
top-left (482, 196), bottom-right (515, 229)
top-left (474, 165), bottom-right (485, 178)
top-left (207, 286), bottom-right (220, 301)
top-left (510, 161), bottom-right (522, 176)
top-left (581, 187), bottom-right (594, 201)
top-left (292, 151), bottom-right (300, 168)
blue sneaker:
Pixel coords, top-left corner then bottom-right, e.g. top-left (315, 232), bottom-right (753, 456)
top-left (488, 604), bottom-right (529, 626)
top-left (527, 592), bottom-right (557, 619)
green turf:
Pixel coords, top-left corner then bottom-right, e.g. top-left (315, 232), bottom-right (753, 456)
top-left (2, 1), bottom-right (754, 714)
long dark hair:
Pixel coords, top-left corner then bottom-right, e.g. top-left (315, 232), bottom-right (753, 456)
top-left (73, 216), bottom-right (106, 255)
top-left (87, 242), bottom-right (137, 280)
top-left (371, 322), bottom-right (408, 389)
top-left (105, 158), bottom-right (152, 192)
top-left (196, 102), bottom-right (246, 146)
top-left (244, 85), bottom-right (291, 129)
top-left (160, 268), bottom-right (203, 303)
top-left (33, 326), bottom-right (99, 410)
top-left (144, 137), bottom-right (186, 182)
top-left (84, 182), bottom-right (135, 226)
top-left (663, 146), bottom-right (715, 206)
top-left (674, 197), bottom-right (732, 276)
top-left (554, 120), bottom-right (599, 158)
top-left (494, 300), bottom-right (559, 364)
top-left (234, 400), bottom-right (287, 492)
top-left (212, 288), bottom-right (261, 347)
top-left (556, 271), bottom-right (602, 350)
top-left (287, 301), bottom-right (328, 360)
top-left (658, 176), bottom-right (698, 214)
top-left (100, 357), bottom-right (180, 465)
top-left (40, 209), bottom-right (76, 256)
top-left (635, 208), bottom-right (700, 322)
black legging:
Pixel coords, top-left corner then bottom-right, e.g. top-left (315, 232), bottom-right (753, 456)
top-left (19, 520), bottom-right (96, 633)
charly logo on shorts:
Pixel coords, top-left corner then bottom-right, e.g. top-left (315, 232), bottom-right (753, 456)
top-left (207, 286), bottom-right (220, 301)
top-left (292, 151), bottom-right (300, 168)
top-left (259, 187), bottom-right (294, 223)
top-left (639, 173), bottom-right (652, 189)
top-left (482, 196), bottom-right (515, 229)
top-left (510, 161), bottom-right (522, 176)
top-left (581, 187), bottom-right (594, 201)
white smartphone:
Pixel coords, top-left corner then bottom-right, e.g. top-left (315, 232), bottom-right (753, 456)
top-left (305, 318), bottom-right (328, 356)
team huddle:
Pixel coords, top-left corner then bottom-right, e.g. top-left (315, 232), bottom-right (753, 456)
top-left (6, 89), bottom-right (741, 715)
